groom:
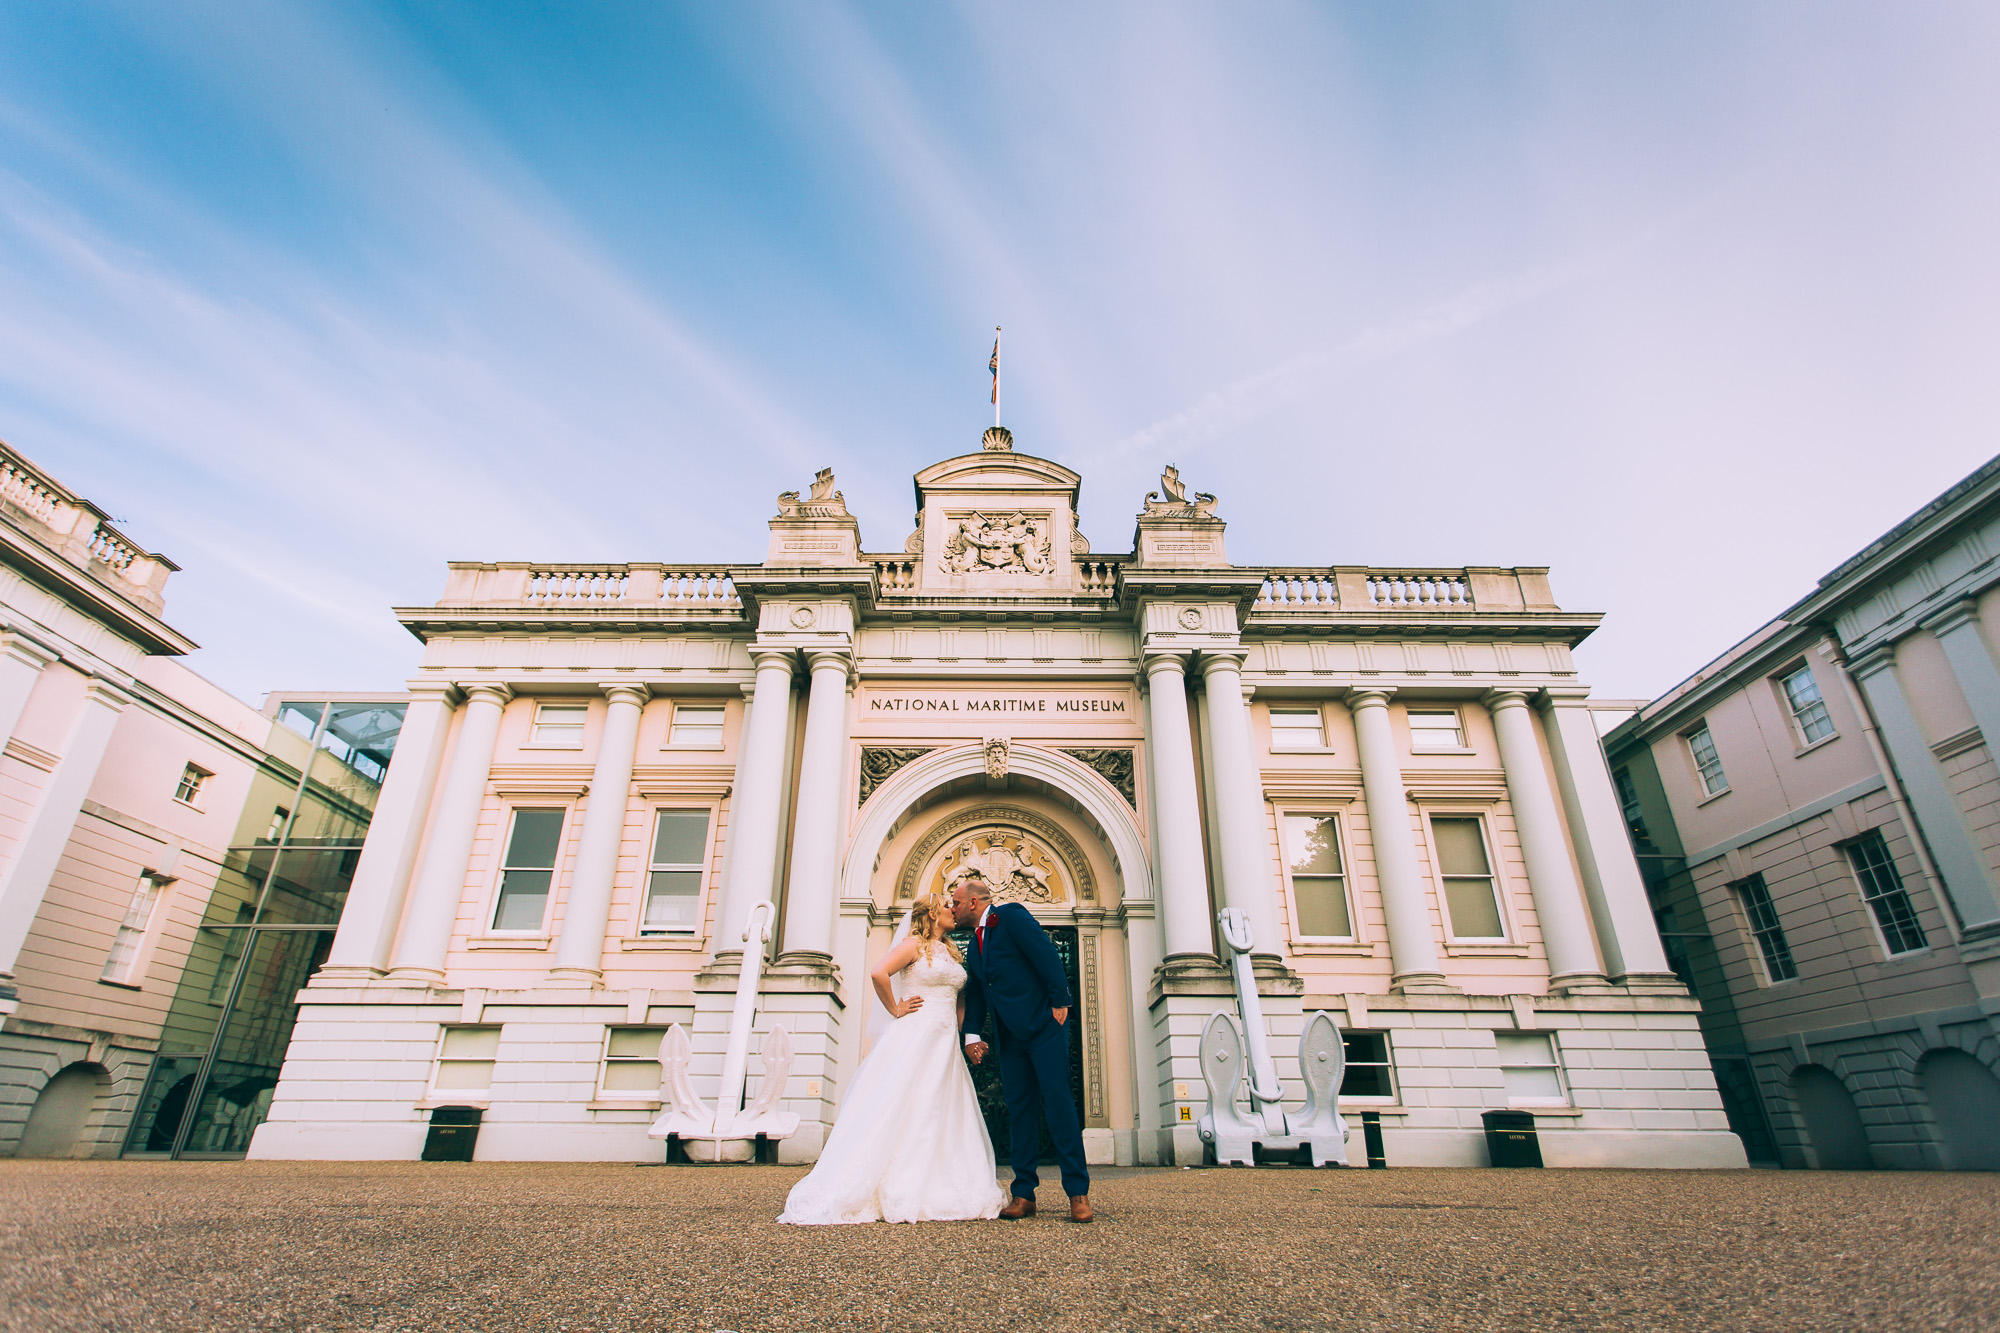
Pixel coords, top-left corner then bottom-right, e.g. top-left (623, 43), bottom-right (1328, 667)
top-left (952, 873), bottom-right (1092, 1223)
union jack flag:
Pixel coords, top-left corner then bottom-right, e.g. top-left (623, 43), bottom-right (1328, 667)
top-left (989, 334), bottom-right (1000, 404)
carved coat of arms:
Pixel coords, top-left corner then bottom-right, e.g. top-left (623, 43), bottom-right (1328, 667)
top-left (940, 512), bottom-right (1052, 575)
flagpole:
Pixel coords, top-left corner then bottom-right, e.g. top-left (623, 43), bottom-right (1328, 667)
top-left (993, 325), bottom-right (1002, 427)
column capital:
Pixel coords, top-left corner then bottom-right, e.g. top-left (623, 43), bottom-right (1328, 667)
top-left (1922, 598), bottom-right (1983, 638)
top-left (1345, 686), bottom-right (1395, 710)
top-left (601, 682), bottom-right (651, 708)
top-left (750, 647), bottom-right (797, 672)
top-left (1536, 684), bottom-right (1594, 709)
top-left (1482, 687), bottom-right (1533, 712)
top-left (1142, 651), bottom-right (1192, 679)
top-left (0, 631), bottom-right (58, 674)
top-left (803, 649), bottom-right (853, 679)
top-left (460, 682), bottom-right (514, 708)
top-left (1848, 644), bottom-right (1899, 681)
top-left (403, 680), bottom-right (465, 708)
top-left (1198, 650), bottom-right (1248, 679)
top-left (80, 676), bottom-right (134, 711)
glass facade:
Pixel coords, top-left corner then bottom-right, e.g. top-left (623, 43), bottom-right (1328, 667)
top-left (123, 697), bottom-right (405, 1158)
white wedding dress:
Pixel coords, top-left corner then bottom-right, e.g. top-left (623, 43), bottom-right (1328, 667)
top-left (778, 945), bottom-right (1007, 1224)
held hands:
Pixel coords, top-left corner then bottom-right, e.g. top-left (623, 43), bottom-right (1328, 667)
top-left (965, 1040), bottom-right (990, 1065)
top-left (892, 995), bottom-right (925, 1018)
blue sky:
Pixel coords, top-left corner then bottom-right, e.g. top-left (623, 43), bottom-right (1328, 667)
top-left (1, 3), bottom-right (1996, 704)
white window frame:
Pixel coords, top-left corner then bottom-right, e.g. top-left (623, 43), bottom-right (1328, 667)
top-left (1732, 872), bottom-right (1798, 985)
top-left (173, 763), bottom-right (212, 809)
top-left (429, 1025), bottom-right (501, 1100)
top-left (485, 805), bottom-right (570, 936)
top-left (1266, 705), bottom-right (1330, 752)
top-left (1775, 662), bottom-right (1837, 750)
top-left (1407, 707), bottom-right (1469, 753)
top-left (1843, 829), bottom-right (1930, 959)
top-left (598, 1026), bottom-right (669, 1100)
top-left (1685, 722), bottom-right (1730, 798)
top-left (1495, 1031), bottom-right (1570, 1107)
top-left (1278, 809), bottom-right (1359, 943)
top-left (634, 804), bottom-right (721, 938)
top-left (663, 701), bottom-right (727, 751)
top-left (100, 871), bottom-right (170, 986)
top-left (1336, 1030), bottom-right (1398, 1104)
top-left (1421, 809), bottom-right (1515, 945)
top-left (527, 702), bottom-right (588, 749)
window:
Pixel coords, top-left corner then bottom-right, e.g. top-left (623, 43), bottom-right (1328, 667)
top-left (642, 810), bottom-right (712, 934)
top-left (1432, 816), bottom-right (1504, 938)
top-left (266, 807), bottom-right (290, 842)
top-left (1268, 708), bottom-right (1325, 751)
top-left (600, 1027), bottom-right (667, 1097)
top-left (1496, 1032), bottom-right (1568, 1104)
top-left (1613, 768), bottom-right (1648, 840)
top-left (1408, 709), bottom-right (1464, 751)
top-left (174, 764), bottom-right (210, 807)
top-left (206, 904), bottom-right (254, 1004)
top-left (667, 704), bottom-right (725, 749)
top-left (492, 808), bottom-right (564, 931)
top-left (1846, 830), bottom-right (1928, 955)
top-left (432, 1026), bottom-right (500, 1093)
top-left (101, 873), bottom-right (165, 984)
top-left (1282, 814), bottom-right (1352, 938)
top-left (1735, 873), bottom-right (1797, 982)
top-left (1339, 1032), bottom-right (1396, 1100)
top-left (531, 704), bottom-right (587, 748)
top-left (1779, 665), bottom-right (1835, 745)
top-left (1686, 723), bottom-right (1728, 796)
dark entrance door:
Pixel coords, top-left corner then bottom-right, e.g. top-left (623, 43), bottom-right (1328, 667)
top-left (949, 922), bottom-right (1086, 1162)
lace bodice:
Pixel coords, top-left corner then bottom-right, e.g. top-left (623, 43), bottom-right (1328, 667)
top-left (897, 946), bottom-right (966, 1027)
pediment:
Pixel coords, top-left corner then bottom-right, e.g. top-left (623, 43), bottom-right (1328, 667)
top-left (912, 452), bottom-right (1081, 506)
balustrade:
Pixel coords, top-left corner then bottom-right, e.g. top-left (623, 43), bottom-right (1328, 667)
top-left (84, 525), bottom-right (138, 571)
top-left (659, 570), bottom-right (738, 606)
top-left (1075, 560), bottom-right (1120, 595)
top-left (520, 566), bottom-right (739, 607)
top-left (1366, 571), bottom-right (1471, 608)
top-left (1256, 570), bottom-right (1339, 608)
top-left (0, 460), bottom-right (61, 524)
top-left (872, 558), bottom-right (918, 592)
top-left (526, 568), bottom-right (630, 604)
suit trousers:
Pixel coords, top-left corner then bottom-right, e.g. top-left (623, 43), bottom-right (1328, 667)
top-left (996, 1018), bottom-right (1089, 1200)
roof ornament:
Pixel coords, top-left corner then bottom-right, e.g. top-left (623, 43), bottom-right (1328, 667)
top-left (981, 425), bottom-right (1014, 452)
top-left (775, 468), bottom-right (848, 518)
top-left (1144, 464), bottom-right (1218, 517)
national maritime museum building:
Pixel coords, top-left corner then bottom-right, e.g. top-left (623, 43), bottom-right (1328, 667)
top-left (250, 428), bottom-right (1747, 1169)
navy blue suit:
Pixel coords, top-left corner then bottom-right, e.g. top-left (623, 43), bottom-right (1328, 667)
top-left (961, 902), bottom-right (1089, 1200)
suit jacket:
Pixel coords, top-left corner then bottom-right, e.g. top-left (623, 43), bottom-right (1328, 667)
top-left (962, 902), bottom-right (1073, 1043)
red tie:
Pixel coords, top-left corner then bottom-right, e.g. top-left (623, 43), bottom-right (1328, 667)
top-left (975, 916), bottom-right (987, 955)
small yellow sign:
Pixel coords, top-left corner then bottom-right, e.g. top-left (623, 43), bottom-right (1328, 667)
top-left (1178, 1106), bottom-right (1193, 1122)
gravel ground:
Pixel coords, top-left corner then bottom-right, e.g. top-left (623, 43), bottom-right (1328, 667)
top-left (1, 1160), bottom-right (1992, 1332)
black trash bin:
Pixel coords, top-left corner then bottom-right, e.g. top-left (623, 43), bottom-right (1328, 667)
top-left (1481, 1110), bottom-right (1542, 1167)
top-left (421, 1106), bottom-right (483, 1161)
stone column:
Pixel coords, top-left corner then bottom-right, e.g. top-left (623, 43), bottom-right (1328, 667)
top-left (1348, 688), bottom-right (1446, 989)
top-left (1486, 689), bottom-right (1604, 986)
top-left (0, 632), bottom-right (56, 755)
top-left (549, 683), bottom-right (649, 984)
top-left (0, 678), bottom-right (127, 980)
top-left (320, 683), bottom-right (458, 981)
top-left (1929, 601), bottom-right (2000, 758)
top-left (713, 651), bottom-right (797, 957)
top-left (1143, 653), bottom-right (1214, 958)
top-left (1850, 646), bottom-right (2000, 934)
top-left (387, 683), bottom-right (512, 984)
top-left (1537, 688), bottom-right (1673, 982)
top-left (1200, 653), bottom-right (1285, 955)
top-left (778, 651), bottom-right (853, 959)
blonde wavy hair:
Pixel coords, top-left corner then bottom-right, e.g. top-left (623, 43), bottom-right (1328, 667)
top-left (909, 891), bottom-right (964, 963)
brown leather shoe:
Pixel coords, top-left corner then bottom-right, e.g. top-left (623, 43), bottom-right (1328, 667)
top-left (998, 1196), bottom-right (1035, 1219)
top-left (1068, 1195), bottom-right (1094, 1223)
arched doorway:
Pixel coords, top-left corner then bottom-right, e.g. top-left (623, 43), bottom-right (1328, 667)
top-left (1790, 1064), bottom-right (1874, 1170)
top-left (18, 1063), bottom-right (110, 1158)
top-left (839, 743), bottom-right (1157, 1163)
top-left (1918, 1050), bottom-right (2000, 1170)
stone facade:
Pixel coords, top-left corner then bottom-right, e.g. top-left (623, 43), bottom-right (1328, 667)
top-left (1605, 454), bottom-right (2000, 1169)
top-left (254, 429), bottom-right (1743, 1168)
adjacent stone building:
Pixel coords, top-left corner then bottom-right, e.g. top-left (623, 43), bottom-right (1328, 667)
top-left (1605, 454), bottom-right (2000, 1170)
top-left (0, 439), bottom-right (404, 1159)
top-left (253, 430), bottom-right (1743, 1168)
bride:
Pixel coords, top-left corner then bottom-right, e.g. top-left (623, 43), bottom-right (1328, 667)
top-left (778, 891), bottom-right (1007, 1224)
